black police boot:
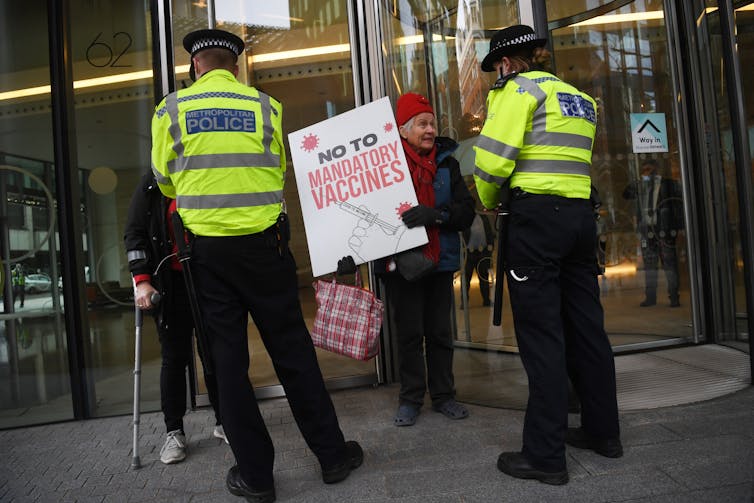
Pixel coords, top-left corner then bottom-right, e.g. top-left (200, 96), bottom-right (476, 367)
top-left (496, 452), bottom-right (569, 485)
top-left (565, 427), bottom-right (623, 458)
top-left (226, 466), bottom-right (275, 503)
top-left (322, 440), bottom-right (363, 484)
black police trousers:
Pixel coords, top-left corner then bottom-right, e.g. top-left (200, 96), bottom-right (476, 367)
top-left (191, 227), bottom-right (346, 489)
top-left (506, 193), bottom-right (619, 472)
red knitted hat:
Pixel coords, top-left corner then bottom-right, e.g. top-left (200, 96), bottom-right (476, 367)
top-left (396, 93), bottom-right (434, 126)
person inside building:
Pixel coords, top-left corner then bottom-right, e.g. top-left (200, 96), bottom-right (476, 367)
top-left (473, 25), bottom-right (622, 486)
top-left (11, 263), bottom-right (25, 308)
top-left (622, 158), bottom-right (683, 307)
top-left (150, 29), bottom-right (362, 503)
top-left (374, 92), bottom-right (475, 427)
top-left (462, 210), bottom-right (495, 308)
top-left (124, 173), bottom-right (226, 465)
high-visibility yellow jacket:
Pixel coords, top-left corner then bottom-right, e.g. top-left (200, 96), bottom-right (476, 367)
top-left (11, 269), bottom-right (24, 286)
top-left (151, 69), bottom-right (285, 236)
top-left (473, 70), bottom-right (596, 209)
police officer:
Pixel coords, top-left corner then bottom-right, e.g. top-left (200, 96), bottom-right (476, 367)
top-left (11, 264), bottom-right (25, 308)
top-left (124, 173), bottom-right (226, 465)
top-left (150, 29), bottom-right (361, 502)
top-left (473, 25), bottom-right (621, 485)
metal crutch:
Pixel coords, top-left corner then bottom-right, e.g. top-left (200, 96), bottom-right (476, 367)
top-left (131, 291), bottom-right (160, 470)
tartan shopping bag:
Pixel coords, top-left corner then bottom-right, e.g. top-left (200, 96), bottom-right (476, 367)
top-left (311, 273), bottom-right (384, 361)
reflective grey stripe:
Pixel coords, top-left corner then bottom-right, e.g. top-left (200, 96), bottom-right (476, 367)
top-left (473, 166), bottom-right (508, 186)
top-left (127, 250), bottom-right (147, 262)
top-left (177, 190), bottom-right (283, 210)
top-left (524, 131), bottom-right (593, 150)
top-left (167, 90), bottom-right (278, 175)
top-left (514, 75), bottom-right (546, 102)
top-left (514, 75), bottom-right (548, 132)
top-left (475, 135), bottom-right (520, 160)
top-left (259, 93), bottom-right (274, 153)
top-left (165, 93), bottom-right (184, 159)
top-left (168, 152), bottom-right (281, 173)
top-left (516, 159), bottom-right (591, 176)
top-left (151, 163), bottom-right (172, 186)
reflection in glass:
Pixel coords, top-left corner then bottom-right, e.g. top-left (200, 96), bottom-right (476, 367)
top-left (0, 0), bottom-right (73, 427)
top-left (380, 0), bottom-right (519, 337)
top-left (546, 0), bottom-right (657, 23)
top-left (551, 0), bottom-right (692, 344)
top-left (377, 0), bottom-right (697, 408)
top-left (69, 0), bottom-right (156, 417)
top-left (0, 160), bottom-right (70, 428)
top-left (378, 1), bottom-right (522, 408)
top-left (706, 0), bottom-right (754, 342)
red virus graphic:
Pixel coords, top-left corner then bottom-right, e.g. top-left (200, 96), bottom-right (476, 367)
top-left (396, 201), bottom-right (413, 216)
top-left (384, 122), bottom-right (394, 133)
top-left (300, 133), bottom-right (319, 152)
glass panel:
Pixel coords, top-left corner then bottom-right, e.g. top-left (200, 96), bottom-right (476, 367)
top-left (170, 0), bottom-right (373, 395)
top-left (0, 2), bottom-right (72, 427)
top-left (379, 0), bottom-right (518, 334)
top-left (707, 0), bottom-right (754, 344)
top-left (548, 0), bottom-right (621, 22)
top-left (379, 1), bottom-right (521, 406)
top-left (69, 1), bottom-right (157, 417)
top-left (379, 0), bottom-right (696, 407)
top-left (551, 0), bottom-right (693, 345)
top-left (736, 1), bottom-right (754, 340)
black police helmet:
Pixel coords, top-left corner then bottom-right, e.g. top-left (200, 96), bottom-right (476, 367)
top-left (481, 25), bottom-right (547, 72)
top-left (183, 29), bottom-right (244, 81)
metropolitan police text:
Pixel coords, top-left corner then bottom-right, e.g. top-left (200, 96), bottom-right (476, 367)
top-left (186, 109), bottom-right (257, 134)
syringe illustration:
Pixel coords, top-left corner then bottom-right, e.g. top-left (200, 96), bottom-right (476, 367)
top-left (335, 200), bottom-right (401, 235)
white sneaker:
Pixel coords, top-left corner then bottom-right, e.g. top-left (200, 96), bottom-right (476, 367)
top-left (159, 430), bottom-right (187, 464)
top-left (213, 425), bottom-right (229, 444)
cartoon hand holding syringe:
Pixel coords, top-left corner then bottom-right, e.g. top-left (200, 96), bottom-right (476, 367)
top-left (335, 200), bottom-right (408, 261)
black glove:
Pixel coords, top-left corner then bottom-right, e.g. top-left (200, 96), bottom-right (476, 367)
top-left (401, 205), bottom-right (442, 228)
top-left (336, 255), bottom-right (357, 275)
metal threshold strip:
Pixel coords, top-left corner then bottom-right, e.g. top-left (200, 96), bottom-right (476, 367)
top-left (454, 343), bottom-right (750, 411)
top-left (615, 344), bottom-right (750, 410)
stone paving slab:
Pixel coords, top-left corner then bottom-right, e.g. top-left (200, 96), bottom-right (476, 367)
top-left (0, 384), bottom-right (752, 502)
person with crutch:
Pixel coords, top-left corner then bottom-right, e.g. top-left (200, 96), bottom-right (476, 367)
top-left (124, 173), bottom-right (225, 465)
top-left (151, 29), bottom-right (362, 502)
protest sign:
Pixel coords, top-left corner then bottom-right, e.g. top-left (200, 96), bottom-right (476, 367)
top-left (288, 96), bottom-right (428, 277)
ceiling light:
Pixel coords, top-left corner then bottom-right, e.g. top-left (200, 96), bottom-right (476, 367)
top-left (570, 10), bottom-right (665, 27)
top-left (249, 43), bottom-right (350, 63)
top-left (0, 69), bottom-right (153, 101)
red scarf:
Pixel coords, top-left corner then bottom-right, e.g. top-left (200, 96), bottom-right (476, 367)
top-left (402, 138), bottom-right (440, 264)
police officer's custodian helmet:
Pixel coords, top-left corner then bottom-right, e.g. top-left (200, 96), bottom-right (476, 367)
top-left (480, 25), bottom-right (547, 72)
top-left (183, 28), bottom-right (245, 81)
